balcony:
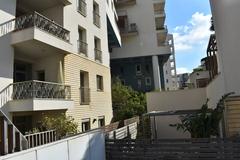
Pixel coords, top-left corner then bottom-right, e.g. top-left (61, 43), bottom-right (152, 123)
top-left (80, 87), bottom-right (90, 105)
top-left (93, 12), bottom-right (100, 28)
top-left (120, 23), bottom-right (138, 36)
top-left (78, 40), bottom-right (88, 56)
top-left (14, 12), bottom-right (70, 42)
top-left (95, 48), bottom-right (102, 63)
top-left (78, 0), bottom-right (87, 17)
top-left (7, 80), bottom-right (74, 112)
top-left (116, 0), bottom-right (136, 8)
top-left (11, 12), bottom-right (72, 56)
top-left (17, 0), bottom-right (71, 12)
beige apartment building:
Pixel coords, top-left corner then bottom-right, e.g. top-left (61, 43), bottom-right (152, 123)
top-left (0, 0), bottom-right (120, 134)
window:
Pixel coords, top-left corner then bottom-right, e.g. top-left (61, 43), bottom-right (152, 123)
top-left (93, 2), bottom-right (100, 27)
top-left (78, 0), bottom-right (87, 16)
top-left (98, 116), bottom-right (105, 127)
top-left (94, 37), bottom-right (102, 62)
top-left (145, 64), bottom-right (150, 73)
top-left (36, 70), bottom-right (45, 81)
top-left (120, 66), bottom-right (124, 74)
top-left (80, 71), bottom-right (90, 104)
top-left (137, 79), bottom-right (142, 89)
top-left (166, 79), bottom-right (169, 83)
top-left (136, 64), bottom-right (141, 75)
top-left (82, 118), bottom-right (90, 132)
top-left (78, 27), bottom-right (87, 55)
top-left (96, 75), bottom-right (103, 91)
top-left (145, 77), bottom-right (151, 86)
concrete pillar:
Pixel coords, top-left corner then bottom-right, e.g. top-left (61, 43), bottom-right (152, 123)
top-left (152, 55), bottom-right (161, 91)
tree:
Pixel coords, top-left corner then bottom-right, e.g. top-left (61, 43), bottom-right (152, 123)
top-left (42, 113), bottom-right (79, 139)
top-left (170, 93), bottom-right (234, 138)
top-left (112, 78), bottom-right (146, 122)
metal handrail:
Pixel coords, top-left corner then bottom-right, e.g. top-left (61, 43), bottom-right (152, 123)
top-left (94, 48), bottom-right (102, 63)
top-left (93, 11), bottom-right (100, 27)
top-left (12, 80), bottom-right (71, 100)
top-left (77, 40), bottom-right (88, 55)
top-left (79, 87), bottom-right (90, 105)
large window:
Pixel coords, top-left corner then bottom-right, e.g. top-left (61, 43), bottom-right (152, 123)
top-left (96, 75), bottom-right (103, 91)
top-left (93, 1), bottom-right (100, 27)
top-left (82, 118), bottom-right (90, 132)
top-left (78, 0), bottom-right (87, 16)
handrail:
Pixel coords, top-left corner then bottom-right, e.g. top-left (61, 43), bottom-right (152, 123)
top-left (0, 11), bottom-right (70, 41)
top-left (12, 80), bottom-right (71, 100)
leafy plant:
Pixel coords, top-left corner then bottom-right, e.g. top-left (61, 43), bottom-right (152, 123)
top-left (42, 113), bottom-right (79, 139)
top-left (170, 93), bottom-right (234, 138)
top-left (112, 77), bottom-right (146, 122)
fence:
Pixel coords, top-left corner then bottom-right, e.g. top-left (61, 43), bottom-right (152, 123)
top-left (1, 130), bottom-right (105, 160)
top-left (24, 130), bottom-right (57, 148)
top-left (106, 122), bottom-right (138, 139)
top-left (106, 138), bottom-right (240, 160)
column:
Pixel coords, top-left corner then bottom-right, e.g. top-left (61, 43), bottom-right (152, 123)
top-left (152, 55), bottom-right (161, 91)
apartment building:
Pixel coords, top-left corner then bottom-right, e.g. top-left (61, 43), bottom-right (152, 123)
top-left (111, 0), bottom-right (176, 92)
top-left (0, 0), bottom-right (120, 134)
top-left (147, 0), bottom-right (240, 138)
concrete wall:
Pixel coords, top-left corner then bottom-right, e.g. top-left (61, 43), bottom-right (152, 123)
top-left (210, 0), bottom-right (240, 95)
top-left (147, 88), bottom-right (207, 138)
top-left (0, 0), bottom-right (16, 91)
top-left (0, 130), bottom-right (105, 160)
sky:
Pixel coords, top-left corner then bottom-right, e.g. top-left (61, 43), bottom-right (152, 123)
top-left (165, 0), bottom-right (213, 74)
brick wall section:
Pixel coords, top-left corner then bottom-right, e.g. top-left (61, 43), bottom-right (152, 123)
top-left (64, 54), bottom-right (113, 131)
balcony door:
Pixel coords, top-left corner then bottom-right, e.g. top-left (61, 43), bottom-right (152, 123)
top-left (80, 71), bottom-right (90, 104)
top-left (14, 61), bottom-right (32, 82)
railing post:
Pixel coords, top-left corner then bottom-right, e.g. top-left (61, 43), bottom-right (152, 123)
top-left (113, 131), bottom-right (116, 140)
top-left (127, 126), bottom-right (131, 139)
top-left (0, 117), bottom-right (8, 155)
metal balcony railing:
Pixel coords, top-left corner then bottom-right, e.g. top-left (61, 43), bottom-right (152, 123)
top-left (80, 87), bottom-right (90, 105)
top-left (12, 80), bottom-right (71, 100)
top-left (120, 23), bottom-right (138, 34)
top-left (93, 12), bottom-right (100, 27)
top-left (78, 40), bottom-right (88, 56)
top-left (156, 25), bottom-right (168, 32)
top-left (94, 48), bottom-right (102, 63)
top-left (14, 12), bottom-right (70, 42)
top-left (78, 0), bottom-right (87, 16)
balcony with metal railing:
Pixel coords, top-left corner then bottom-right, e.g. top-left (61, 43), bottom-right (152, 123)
top-left (77, 0), bottom-right (87, 17)
top-left (7, 80), bottom-right (74, 112)
top-left (93, 12), bottom-right (101, 28)
top-left (78, 40), bottom-right (88, 56)
top-left (10, 12), bottom-right (72, 56)
top-left (120, 23), bottom-right (138, 36)
top-left (80, 87), bottom-right (90, 105)
top-left (95, 48), bottom-right (102, 63)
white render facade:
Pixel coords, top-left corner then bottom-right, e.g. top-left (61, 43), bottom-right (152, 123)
top-left (0, 0), bottom-right (120, 133)
top-left (111, 0), bottom-right (176, 92)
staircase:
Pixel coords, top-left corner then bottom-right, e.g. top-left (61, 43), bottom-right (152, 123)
top-left (0, 84), bottom-right (28, 155)
top-left (225, 96), bottom-right (240, 137)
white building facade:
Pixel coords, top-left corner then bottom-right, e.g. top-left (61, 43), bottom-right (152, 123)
top-left (111, 0), bottom-right (176, 92)
top-left (0, 0), bottom-right (120, 134)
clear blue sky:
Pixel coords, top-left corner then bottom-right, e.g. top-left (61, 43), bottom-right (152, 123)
top-left (165, 0), bottom-right (212, 74)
